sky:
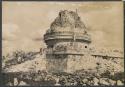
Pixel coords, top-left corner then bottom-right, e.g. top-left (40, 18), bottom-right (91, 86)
top-left (2, 1), bottom-right (124, 55)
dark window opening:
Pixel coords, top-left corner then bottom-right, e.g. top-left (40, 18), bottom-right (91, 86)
top-left (85, 46), bottom-right (87, 48)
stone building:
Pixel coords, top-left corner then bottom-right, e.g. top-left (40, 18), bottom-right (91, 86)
top-left (44, 10), bottom-right (123, 73)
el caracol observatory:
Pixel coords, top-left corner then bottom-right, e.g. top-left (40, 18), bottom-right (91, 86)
top-left (44, 10), bottom-right (123, 73)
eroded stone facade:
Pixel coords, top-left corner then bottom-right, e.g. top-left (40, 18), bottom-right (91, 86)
top-left (44, 10), bottom-right (123, 73)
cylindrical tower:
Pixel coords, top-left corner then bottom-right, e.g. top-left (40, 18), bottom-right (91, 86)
top-left (44, 10), bottom-right (91, 72)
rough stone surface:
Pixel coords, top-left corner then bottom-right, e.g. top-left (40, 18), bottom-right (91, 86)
top-left (44, 10), bottom-right (124, 73)
top-left (49, 10), bottom-right (87, 33)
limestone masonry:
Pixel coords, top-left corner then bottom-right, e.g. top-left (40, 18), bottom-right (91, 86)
top-left (43, 10), bottom-right (123, 73)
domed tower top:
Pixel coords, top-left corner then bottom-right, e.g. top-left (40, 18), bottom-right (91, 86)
top-left (46, 10), bottom-right (87, 33)
top-left (44, 10), bottom-right (91, 47)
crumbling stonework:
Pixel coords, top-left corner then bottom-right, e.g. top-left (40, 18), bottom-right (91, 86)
top-left (50, 10), bottom-right (86, 32)
top-left (44, 10), bottom-right (123, 73)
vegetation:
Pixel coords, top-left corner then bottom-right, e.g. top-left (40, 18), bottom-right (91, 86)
top-left (2, 50), bottom-right (38, 68)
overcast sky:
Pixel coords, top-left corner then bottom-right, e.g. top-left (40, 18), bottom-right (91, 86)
top-left (2, 1), bottom-right (124, 55)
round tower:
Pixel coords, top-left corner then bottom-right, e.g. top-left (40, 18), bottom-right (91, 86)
top-left (44, 10), bottom-right (91, 72)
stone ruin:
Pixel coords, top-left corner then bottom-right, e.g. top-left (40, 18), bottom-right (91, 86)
top-left (44, 10), bottom-right (124, 73)
top-left (2, 10), bottom-right (124, 86)
top-left (50, 10), bottom-right (87, 32)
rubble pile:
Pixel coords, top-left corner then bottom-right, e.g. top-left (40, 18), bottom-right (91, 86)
top-left (2, 51), bottom-right (124, 86)
top-left (4, 69), bottom-right (124, 86)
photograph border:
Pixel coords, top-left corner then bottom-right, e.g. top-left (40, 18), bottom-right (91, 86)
top-left (0, 0), bottom-right (124, 87)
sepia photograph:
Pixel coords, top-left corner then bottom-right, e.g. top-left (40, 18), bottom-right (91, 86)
top-left (2, 1), bottom-right (124, 86)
